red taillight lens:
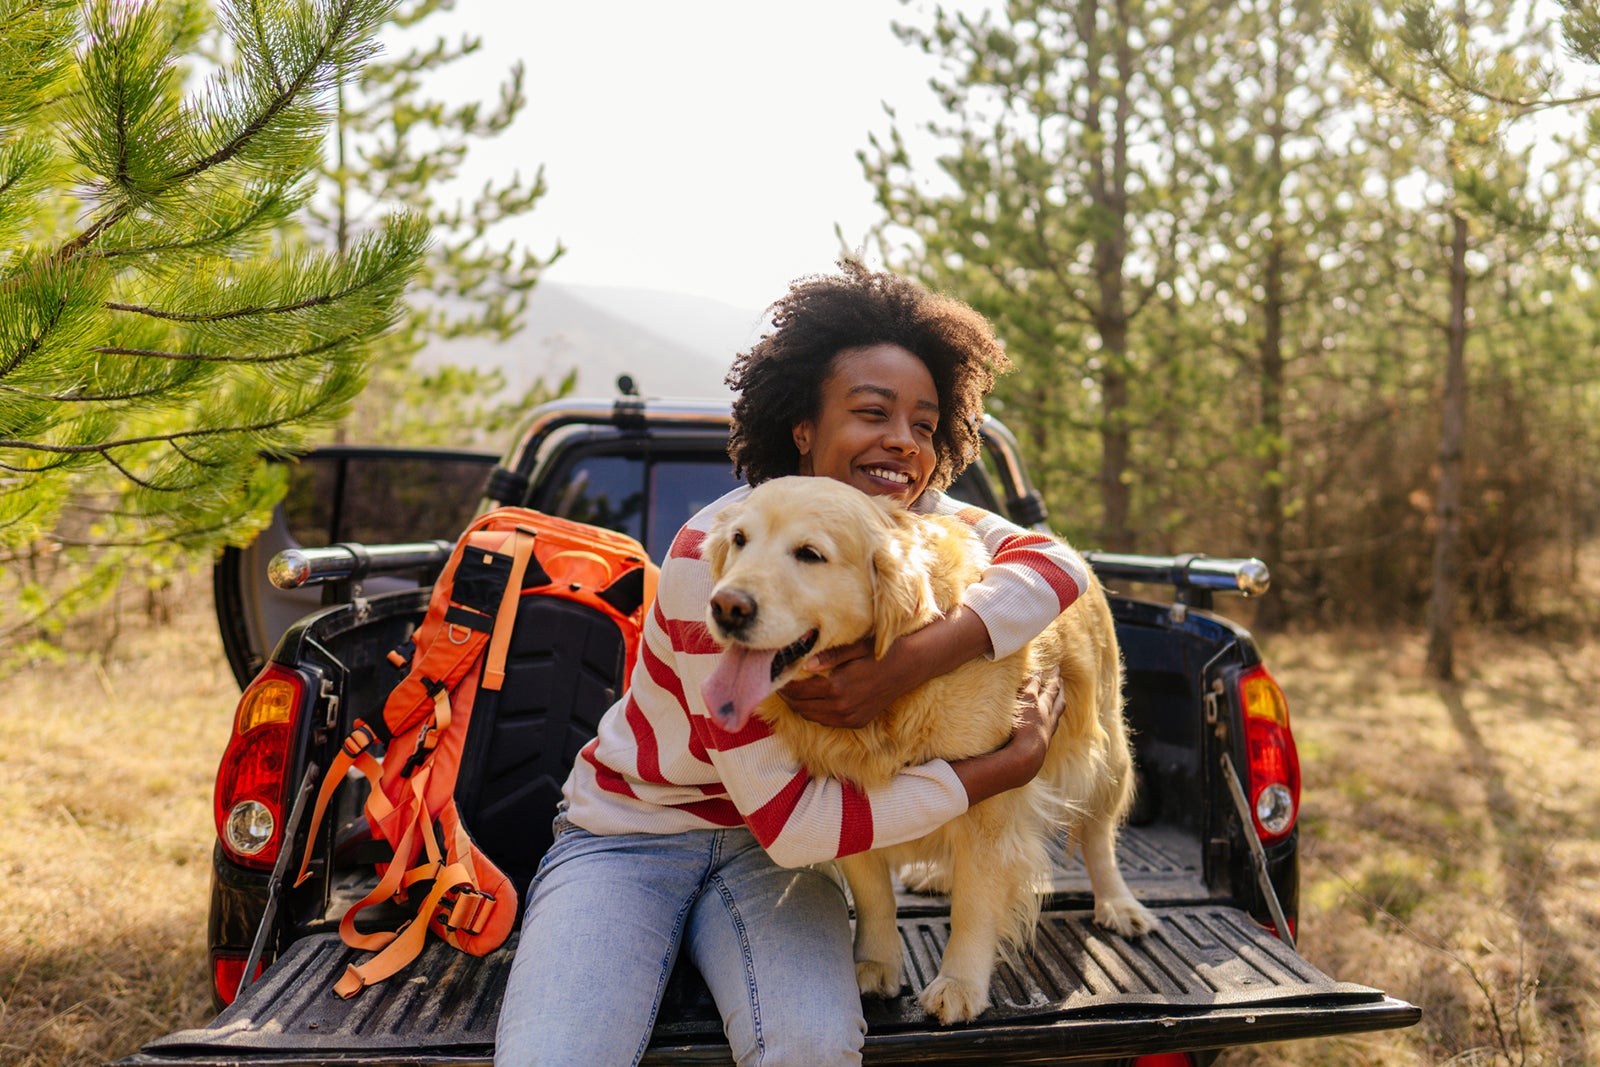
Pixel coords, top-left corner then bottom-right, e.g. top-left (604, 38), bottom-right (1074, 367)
top-left (1132, 1055), bottom-right (1195, 1067)
top-left (214, 664), bottom-right (305, 870)
top-left (212, 951), bottom-right (265, 1005)
top-left (1238, 665), bottom-right (1300, 845)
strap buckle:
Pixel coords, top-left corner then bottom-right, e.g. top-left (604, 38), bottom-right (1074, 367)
top-left (343, 721), bottom-right (378, 758)
top-left (438, 884), bottom-right (498, 935)
top-left (400, 722), bottom-right (436, 778)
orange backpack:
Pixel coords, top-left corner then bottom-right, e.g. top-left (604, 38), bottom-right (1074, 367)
top-left (293, 507), bottom-right (657, 998)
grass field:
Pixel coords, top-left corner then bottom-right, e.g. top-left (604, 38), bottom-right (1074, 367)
top-left (2, 569), bottom-right (1597, 1065)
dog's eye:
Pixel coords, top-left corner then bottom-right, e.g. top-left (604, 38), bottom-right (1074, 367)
top-left (731, 530), bottom-right (746, 548)
top-left (794, 545), bottom-right (826, 564)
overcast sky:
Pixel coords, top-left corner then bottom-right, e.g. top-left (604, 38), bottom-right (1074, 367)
top-left (425, 0), bottom-right (973, 314)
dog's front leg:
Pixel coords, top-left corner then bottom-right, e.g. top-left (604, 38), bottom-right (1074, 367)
top-left (837, 850), bottom-right (903, 997)
top-left (919, 851), bottom-right (1006, 1025)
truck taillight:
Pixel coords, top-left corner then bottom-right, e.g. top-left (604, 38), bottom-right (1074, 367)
top-left (214, 664), bottom-right (305, 870)
top-left (212, 950), bottom-right (265, 1005)
top-left (1238, 665), bottom-right (1299, 845)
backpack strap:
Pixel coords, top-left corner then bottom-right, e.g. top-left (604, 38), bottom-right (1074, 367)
top-left (292, 721), bottom-right (388, 889)
top-left (335, 763), bottom-right (447, 952)
top-left (481, 524), bottom-right (538, 692)
top-left (332, 859), bottom-right (484, 998)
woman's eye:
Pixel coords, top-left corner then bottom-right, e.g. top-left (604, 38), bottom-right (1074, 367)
top-left (794, 545), bottom-right (826, 564)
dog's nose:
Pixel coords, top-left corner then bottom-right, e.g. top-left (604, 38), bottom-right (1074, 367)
top-left (710, 588), bottom-right (757, 634)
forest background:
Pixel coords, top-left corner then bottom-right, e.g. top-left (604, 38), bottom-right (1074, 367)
top-left (4, 0), bottom-right (1600, 1063)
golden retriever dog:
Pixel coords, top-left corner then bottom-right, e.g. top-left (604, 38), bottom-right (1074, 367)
top-left (700, 476), bottom-right (1155, 1025)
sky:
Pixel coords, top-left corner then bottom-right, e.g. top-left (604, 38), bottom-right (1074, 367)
top-left (424, 0), bottom-right (973, 315)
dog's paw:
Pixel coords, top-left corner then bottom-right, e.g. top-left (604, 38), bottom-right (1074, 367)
top-left (1095, 895), bottom-right (1157, 938)
top-left (896, 860), bottom-right (951, 895)
top-left (855, 958), bottom-right (904, 998)
top-left (919, 974), bottom-right (990, 1025)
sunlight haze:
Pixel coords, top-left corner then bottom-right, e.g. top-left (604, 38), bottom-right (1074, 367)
top-left (428, 0), bottom-right (971, 316)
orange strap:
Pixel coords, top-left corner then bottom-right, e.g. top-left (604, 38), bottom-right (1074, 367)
top-left (643, 561), bottom-right (659, 620)
top-left (293, 722), bottom-right (385, 889)
top-left (335, 764), bottom-right (440, 951)
top-left (333, 861), bottom-right (489, 999)
top-left (482, 526), bottom-right (539, 692)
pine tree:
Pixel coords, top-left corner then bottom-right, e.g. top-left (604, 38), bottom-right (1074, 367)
top-left (862, 0), bottom-right (1224, 551)
top-left (0, 0), bottom-right (425, 647)
top-left (1338, 0), bottom-right (1600, 677)
top-left (311, 0), bottom-right (565, 444)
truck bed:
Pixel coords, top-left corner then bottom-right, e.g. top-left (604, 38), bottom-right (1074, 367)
top-left (129, 827), bottom-right (1417, 1066)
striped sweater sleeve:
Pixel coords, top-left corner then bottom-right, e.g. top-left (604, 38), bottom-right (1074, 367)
top-left (564, 487), bottom-right (970, 869)
top-left (917, 491), bottom-right (1090, 661)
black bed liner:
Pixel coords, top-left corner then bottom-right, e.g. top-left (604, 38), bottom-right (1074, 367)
top-left (130, 904), bottom-right (1417, 1066)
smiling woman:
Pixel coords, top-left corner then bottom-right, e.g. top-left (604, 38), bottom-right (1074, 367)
top-left (792, 344), bottom-right (941, 503)
top-left (493, 262), bottom-right (1089, 1067)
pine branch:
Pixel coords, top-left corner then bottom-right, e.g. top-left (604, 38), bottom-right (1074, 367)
top-left (1, 406), bottom-right (329, 462)
top-left (170, 0), bottom-right (370, 185)
top-left (0, 286), bottom-right (68, 380)
top-left (0, 381), bottom-right (174, 402)
top-left (92, 331), bottom-right (358, 363)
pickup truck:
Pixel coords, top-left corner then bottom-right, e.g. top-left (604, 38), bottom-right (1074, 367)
top-left (122, 391), bottom-right (1420, 1066)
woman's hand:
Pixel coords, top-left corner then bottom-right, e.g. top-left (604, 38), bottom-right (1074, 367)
top-left (948, 667), bottom-right (1065, 806)
top-left (777, 637), bottom-right (888, 729)
top-left (778, 606), bottom-right (995, 729)
top-left (1008, 667), bottom-right (1066, 769)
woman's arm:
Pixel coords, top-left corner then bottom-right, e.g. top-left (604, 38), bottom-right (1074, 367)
top-left (782, 493), bottom-right (1086, 728)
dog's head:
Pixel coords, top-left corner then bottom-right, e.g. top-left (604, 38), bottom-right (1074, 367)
top-left (699, 476), bottom-right (937, 731)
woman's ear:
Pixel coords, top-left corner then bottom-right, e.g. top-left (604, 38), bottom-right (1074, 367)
top-left (792, 420), bottom-right (813, 457)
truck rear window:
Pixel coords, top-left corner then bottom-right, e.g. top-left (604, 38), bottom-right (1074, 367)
top-left (543, 452), bottom-right (744, 562)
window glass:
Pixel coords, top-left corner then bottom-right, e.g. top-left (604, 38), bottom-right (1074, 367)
top-left (646, 458), bottom-right (745, 560)
top-left (283, 455), bottom-right (495, 547)
top-left (946, 462), bottom-right (1003, 516)
top-left (544, 453), bottom-right (647, 546)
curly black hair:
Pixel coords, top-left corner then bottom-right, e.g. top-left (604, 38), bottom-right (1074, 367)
top-left (726, 261), bottom-right (1012, 491)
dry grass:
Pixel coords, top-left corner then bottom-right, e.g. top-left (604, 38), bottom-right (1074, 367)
top-left (1235, 623), bottom-right (1600, 1067)
top-left (0, 571), bottom-right (235, 1067)
top-left (2, 571), bottom-right (1598, 1066)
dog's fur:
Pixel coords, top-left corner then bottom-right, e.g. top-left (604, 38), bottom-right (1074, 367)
top-left (701, 476), bottom-right (1155, 1025)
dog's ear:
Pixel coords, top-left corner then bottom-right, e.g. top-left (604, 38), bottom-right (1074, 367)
top-left (702, 503), bottom-right (742, 579)
top-left (870, 516), bottom-right (936, 660)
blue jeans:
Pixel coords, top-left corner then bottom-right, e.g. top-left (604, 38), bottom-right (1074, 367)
top-left (494, 811), bottom-right (866, 1067)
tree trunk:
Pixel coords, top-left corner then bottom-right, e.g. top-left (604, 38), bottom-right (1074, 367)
top-left (1083, 0), bottom-right (1136, 552)
top-left (1254, 0), bottom-right (1289, 630)
top-left (1425, 210), bottom-right (1469, 680)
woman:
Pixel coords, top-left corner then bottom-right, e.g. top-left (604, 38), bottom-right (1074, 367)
top-left (495, 263), bottom-right (1092, 1067)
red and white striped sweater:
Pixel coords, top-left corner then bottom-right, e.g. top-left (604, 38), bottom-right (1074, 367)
top-left (562, 484), bottom-right (1091, 868)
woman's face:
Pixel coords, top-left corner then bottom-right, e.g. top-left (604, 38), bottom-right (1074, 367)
top-left (792, 343), bottom-right (939, 506)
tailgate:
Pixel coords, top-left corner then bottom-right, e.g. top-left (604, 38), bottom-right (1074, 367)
top-left (124, 905), bottom-right (1418, 1066)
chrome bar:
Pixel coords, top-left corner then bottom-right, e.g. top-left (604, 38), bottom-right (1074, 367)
top-left (268, 540), bottom-right (455, 590)
top-left (1083, 552), bottom-right (1271, 597)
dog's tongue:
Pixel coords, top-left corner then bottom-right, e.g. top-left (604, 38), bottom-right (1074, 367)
top-left (702, 646), bottom-right (779, 732)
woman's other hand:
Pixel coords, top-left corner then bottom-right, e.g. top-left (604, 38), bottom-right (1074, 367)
top-left (1008, 667), bottom-right (1065, 768)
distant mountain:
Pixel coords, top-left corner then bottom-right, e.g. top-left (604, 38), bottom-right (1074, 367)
top-left (414, 283), bottom-right (766, 401)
